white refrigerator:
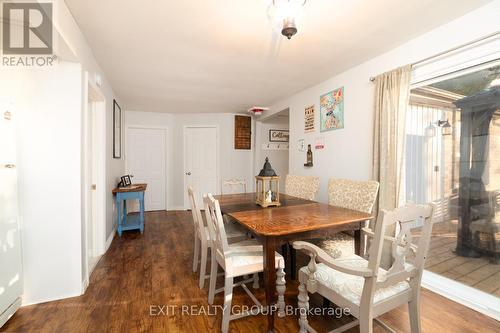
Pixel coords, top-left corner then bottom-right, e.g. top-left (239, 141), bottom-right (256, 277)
top-left (0, 104), bottom-right (23, 327)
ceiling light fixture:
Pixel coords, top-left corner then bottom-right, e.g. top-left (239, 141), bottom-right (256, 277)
top-left (247, 107), bottom-right (269, 116)
top-left (271, 0), bottom-right (307, 40)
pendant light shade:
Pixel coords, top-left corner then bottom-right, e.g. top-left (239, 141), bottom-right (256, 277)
top-left (270, 0), bottom-right (306, 40)
top-left (281, 17), bottom-right (297, 39)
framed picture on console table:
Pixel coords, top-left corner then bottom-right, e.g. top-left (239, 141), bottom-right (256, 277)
top-left (113, 99), bottom-right (121, 158)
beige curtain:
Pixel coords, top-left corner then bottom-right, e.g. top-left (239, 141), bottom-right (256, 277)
top-left (372, 65), bottom-right (412, 267)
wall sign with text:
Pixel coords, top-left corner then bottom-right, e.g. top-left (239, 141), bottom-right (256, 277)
top-left (304, 105), bottom-right (315, 133)
top-left (269, 129), bottom-right (289, 142)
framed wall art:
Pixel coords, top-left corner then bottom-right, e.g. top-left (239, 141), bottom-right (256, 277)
top-left (320, 86), bottom-right (344, 132)
top-left (234, 115), bottom-right (252, 149)
top-left (113, 99), bottom-right (122, 159)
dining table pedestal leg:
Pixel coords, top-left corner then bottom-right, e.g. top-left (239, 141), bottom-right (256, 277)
top-left (263, 236), bottom-right (277, 333)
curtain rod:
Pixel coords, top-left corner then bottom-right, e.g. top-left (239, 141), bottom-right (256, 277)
top-left (369, 30), bottom-right (500, 82)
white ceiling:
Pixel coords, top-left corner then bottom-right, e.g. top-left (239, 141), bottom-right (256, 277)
top-left (65, 0), bottom-right (492, 113)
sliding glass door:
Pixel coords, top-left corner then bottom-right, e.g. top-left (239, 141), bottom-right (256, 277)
top-left (405, 62), bottom-right (500, 298)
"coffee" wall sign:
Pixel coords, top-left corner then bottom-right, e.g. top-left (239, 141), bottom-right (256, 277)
top-left (269, 129), bottom-right (289, 143)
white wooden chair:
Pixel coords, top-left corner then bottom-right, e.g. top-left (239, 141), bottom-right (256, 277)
top-left (188, 186), bottom-right (247, 289)
top-left (221, 178), bottom-right (247, 195)
top-left (220, 178), bottom-right (248, 227)
top-left (204, 193), bottom-right (286, 333)
top-left (315, 178), bottom-right (380, 258)
top-left (285, 175), bottom-right (320, 200)
top-left (294, 203), bottom-right (434, 333)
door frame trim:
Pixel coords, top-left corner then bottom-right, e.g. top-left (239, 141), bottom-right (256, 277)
top-left (422, 270), bottom-right (500, 320)
top-left (183, 125), bottom-right (220, 209)
top-left (124, 125), bottom-right (169, 211)
top-left (83, 73), bottom-right (107, 289)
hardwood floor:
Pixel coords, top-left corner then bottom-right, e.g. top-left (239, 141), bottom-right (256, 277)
top-left (2, 211), bottom-right (499, 333)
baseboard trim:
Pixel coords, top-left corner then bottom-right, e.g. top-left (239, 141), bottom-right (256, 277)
top-left (105, 226), bottom-right (117, 251)
top-left (0, 297), bottom-right (21, 328)
top-left (22, 290), bottom-right (82, 307)
top-left (422, 270), bottom-right (500, 321)
top-left (168, 206), bottom-right (186, 211)
top-left (82, 277), bottom-right (89, 294)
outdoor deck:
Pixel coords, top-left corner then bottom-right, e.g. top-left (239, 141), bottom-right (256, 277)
top-left (424, 219), bottom-right (500, 297)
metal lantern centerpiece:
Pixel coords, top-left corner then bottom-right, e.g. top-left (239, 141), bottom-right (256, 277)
top-left (255, 157), bottom-right (281, 207)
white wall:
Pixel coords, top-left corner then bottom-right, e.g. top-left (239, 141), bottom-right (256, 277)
top-left (256, 116), bottom-right (289, 190)
top-left (54, 0), bottom-right (123, 244)
top-left (125, 111), bottom-right (255, 209)
top-left (0, 1), bottom-right (122, 305)
top-left (264, 0), bottom-right (500, 204)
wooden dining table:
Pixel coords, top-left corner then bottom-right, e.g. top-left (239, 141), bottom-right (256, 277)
top-left (215, 192), bottom-right (374, 333)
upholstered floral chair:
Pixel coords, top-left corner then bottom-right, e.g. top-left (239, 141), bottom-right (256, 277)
top-left (285, 175), bottom-right (320, 201)
top-left (283, 175), bottom-right (321, 278)
top-left (314, 178), bottom-right (379, 259)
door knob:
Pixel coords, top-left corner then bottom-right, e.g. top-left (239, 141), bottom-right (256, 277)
top-left (185, 172), bottom-right (192, 175)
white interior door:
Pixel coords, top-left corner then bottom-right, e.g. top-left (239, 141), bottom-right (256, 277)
top-left (84, 81), bottom-right (106, 282)
top-left (86, 100), bottom-right (99, 270)
top-left (126, 128), bottom-right (166, 211)
top-left (184, 127), bottom-right (218, 207)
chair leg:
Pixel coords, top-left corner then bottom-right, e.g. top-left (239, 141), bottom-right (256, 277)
top-left (290, 244), bottom-right (297, 280)
top-left (276, 266), bottom-right (286, 318)
top-left (298, 282), bottom-right (309, 333)
top-left (281, 243), bottom-right (288, 258)
top-left (408, 299), bottom-right (421, 333)
top-left (198, 245), bottom-right (208, 289)
top-left (252, 273), bottom-right (259, 289)
top-left (208, 250), bottom-right (218, 305)
top-left (222, 276), bottom-right (234, 333)
top-left (322, 297), bottom-right (331, 308)
top-left (193, 236), bottom-right (200, 272)
top-left (359, 315), bottom-right (373, 333)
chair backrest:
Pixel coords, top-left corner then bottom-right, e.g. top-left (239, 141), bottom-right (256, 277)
top-left (221, 178), bottom-right (247, 195)
top-left (187, 186), bottom-right (207, 242)
top-left (285, 175), bottom-right (320, 200)
top-left (364, 204), bottom-right (434, 302)
top-left (328, 178), bottom-right (379, 214)
top-left (203, 193), bottom-right (229, 262)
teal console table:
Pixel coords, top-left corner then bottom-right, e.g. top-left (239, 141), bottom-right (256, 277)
top-left (112, 184), bottom-right (147, 236)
